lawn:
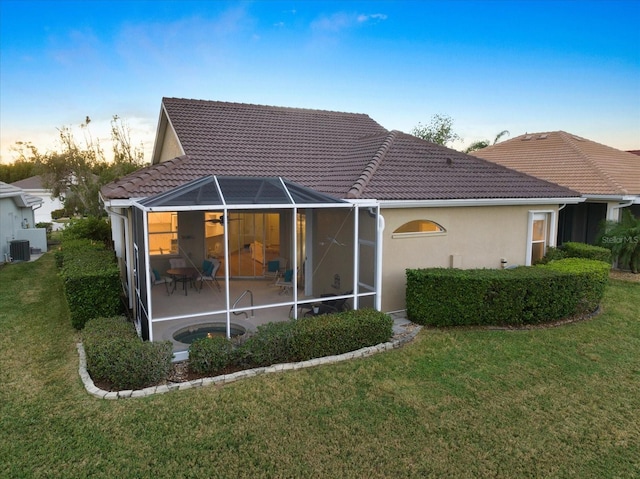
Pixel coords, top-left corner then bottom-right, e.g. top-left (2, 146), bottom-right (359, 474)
top-left (1, 253), bottom-right (639, 478)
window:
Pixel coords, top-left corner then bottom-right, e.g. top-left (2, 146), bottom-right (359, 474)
top-left (393, 220), bottom-right (446, 238)
top-left (148, 212), bottom-right (178, 255)
top-left (527, 211), bottom-right (555, 265)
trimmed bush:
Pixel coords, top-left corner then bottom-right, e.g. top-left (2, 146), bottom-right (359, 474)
top-left (189, 336), bottom-right (233, 375)
top-left (534, 246), bottom-right (567, 265)
top-left (236, 321), bottom-right (296, 367)
top-left (83, 316), bottom-right (173, 390)
top-left (61, 249), bottom-right (123, 329)
top-left (62, 216), bottom-right (112, 246)
top-left (562, 242), bottom-right (611, 263)
top-left (56, 236), bottom-right (123, 329)
top-left (54, 238), bottom-right (107, 269)
top-left (236, 309), bottom-right (393, 367)
top-left (406, 259), bottom-right (610, 327)
top-left (290, 309), bottom-right (393, 361)
top-left (541, 258), bottom-right (610, 315)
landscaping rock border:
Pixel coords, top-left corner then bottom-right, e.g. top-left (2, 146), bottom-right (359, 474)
top-left (77, 315), bottom-right (422, 399)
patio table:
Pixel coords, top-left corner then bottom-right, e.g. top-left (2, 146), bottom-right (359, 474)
top-left (167, 267), bottom-right (200, 296)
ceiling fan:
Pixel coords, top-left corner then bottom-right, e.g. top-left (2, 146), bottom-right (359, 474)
top-left (205, 215), bottom-right (242, 225)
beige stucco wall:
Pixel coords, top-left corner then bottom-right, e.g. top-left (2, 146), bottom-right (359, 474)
top-left (380, 204), bottom-right (560, 312)
top-left (158, 127), bottom-right (183, 163)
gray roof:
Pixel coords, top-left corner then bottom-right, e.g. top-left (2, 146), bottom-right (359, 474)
top-left (11, 175), bottom-right (45, 190)
top-left (102, 98), bottom-right (579, 202)
top-left (0, 181), bottom-right (43, 208)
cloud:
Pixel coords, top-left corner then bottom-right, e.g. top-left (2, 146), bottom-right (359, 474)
top-left (311, 11), bottom-right (387, 32)
top-left (357, 13), bottom-right (388, 23)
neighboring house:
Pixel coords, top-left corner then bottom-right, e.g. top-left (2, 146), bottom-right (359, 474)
top-left (101, 98), bottom-right (580, 359)
top-left (471, 131), bottom-right (640, 244)
top-left (0, 181), bottom-right (48, 262)
top-left (10, 175), bottom-right (66, 230)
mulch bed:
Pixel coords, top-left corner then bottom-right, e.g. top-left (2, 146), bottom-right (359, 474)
top-left (610, 269), bottom-right (639, 282)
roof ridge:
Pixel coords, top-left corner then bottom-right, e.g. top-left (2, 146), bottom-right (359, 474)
top-left (558, 131), bottom-right (628, 194)
top-left (162, 97), bottom-right (373, 118)
top-left (347, 130), bottom-right (398, 199)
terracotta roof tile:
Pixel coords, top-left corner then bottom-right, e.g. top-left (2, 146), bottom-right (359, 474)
top-left (471, 131), bottom-right (640, 196)
top-left (102, 99), bottom-right (579, 202)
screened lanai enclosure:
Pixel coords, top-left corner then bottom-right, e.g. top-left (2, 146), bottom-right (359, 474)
top-left (131, 176), bottom-right (381, 361)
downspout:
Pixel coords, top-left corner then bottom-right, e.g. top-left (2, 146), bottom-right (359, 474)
top-left (376, 210), bottom-right (384, 311)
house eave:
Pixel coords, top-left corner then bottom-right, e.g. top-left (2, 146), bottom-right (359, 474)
top-left (378, 197), bottom-right (585, 209)
top-left (582, 194), bottom-right (639, 202)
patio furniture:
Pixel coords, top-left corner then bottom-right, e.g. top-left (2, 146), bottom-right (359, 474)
top-left (318, 290), bottom-right (353, 313)
top-left (197, 258), bottom-right (221, 292)
top-left (264, 257), bottom-right (287, 283)
top-left (275, 269), bottom-right (295, 295)
top-left (167, 267), bottom-right (200, 295)
top-left (150, 268), bottom-right (173, 295)
top-left (169, 258), bottom-right (187, 269)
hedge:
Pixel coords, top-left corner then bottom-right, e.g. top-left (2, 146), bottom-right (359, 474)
top-left (199, 309), bottom-right (394, 372)
top-left (83, 316), bottom-right (173, 390)
top-left (562, 242), bottom-right (611, 263)
top-left (290, 309), bottom-right (393, 361)
top-left (54, 238), bottom-right (107, 269)
top-left (406, 259), bottom-right (610, 327)
top-left (60, 244), bottom-right (123, 329)
top-left (189, 336), bottom-right (234, 375)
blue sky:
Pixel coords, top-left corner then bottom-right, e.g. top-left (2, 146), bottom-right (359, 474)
top-left (1, 0), bottom-right (639, 163)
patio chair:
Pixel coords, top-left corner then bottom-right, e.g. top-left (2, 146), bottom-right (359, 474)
top-left (197, 258), bottom-right (221, 292)
top-left (264, 257), bottom-right (287, 283)
top-left (150, 268), bottom-right (173, 295)
top-left (275, 268), bottom-right (295, 295)
top-left (319, 290), bottom-right (353, 313)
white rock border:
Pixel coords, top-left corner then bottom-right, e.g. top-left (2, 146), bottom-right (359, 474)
top-left (77, 322), bottom-right (422, 399)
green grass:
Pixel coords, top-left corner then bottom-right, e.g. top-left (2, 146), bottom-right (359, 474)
top-left (1, 254), bottom-right (639, 478)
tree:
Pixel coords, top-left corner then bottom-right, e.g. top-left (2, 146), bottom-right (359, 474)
top-left (410, 114), bottom-right (462, 147)
top-left (0, 151), bottom-right (38, 183)
top-left (11, 115), bottom-right (147, 217)
top-left (597, 209), bottom-right (640, 273)
top-left (464, 130), bottom-right (510, 153)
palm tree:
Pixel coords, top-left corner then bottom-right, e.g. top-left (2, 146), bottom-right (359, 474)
top-left (464, 130), bottom-right (510, 153)
top-left (597, 210), bottom-right (640, 273)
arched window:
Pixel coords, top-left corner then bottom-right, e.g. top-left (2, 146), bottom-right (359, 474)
top-left (392, 220), bottom-right (446, 238)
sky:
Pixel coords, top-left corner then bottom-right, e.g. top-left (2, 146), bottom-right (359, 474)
top-left (1, 0), bottom-right (639, 164)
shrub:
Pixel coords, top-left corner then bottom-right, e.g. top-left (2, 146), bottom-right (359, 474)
top-left (51, 208), bottom-right (66, 220)
top-left (406, 259), bottom-right (610, 327)
top-left (534, 246), bottom-right (567, 265)
top-left (541, 258), bottom-right (610, 315)
top-left (235, 309), bottom-right (393, 367)
top-left (562, 242), bottom-right (612, 263)
top-left (62, 216), bottom-right (112, 246)
top-left (54, 238), bottom-right (106, 269)
top-left (290, 309), bottom-right (393, 361)
top-left (189, 336), bottom-right (233, 375)
top-left (236, 321), bottom-right (296, 367)
top-left (61, 249), bottom-right (123, 329)
top-left (83, 316), bottom-right (173, 390)
top-left (57, 235), bottom-right (122, 330)
top-left (35, 222), bottom-right (53, 234)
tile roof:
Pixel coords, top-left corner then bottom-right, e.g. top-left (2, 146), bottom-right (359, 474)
top-left (470, 131), bottom-right (640, 196)
top-left (102, 98), bottom-right (579, 202)
top-left (0, 181), bottom-right (43, 207)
